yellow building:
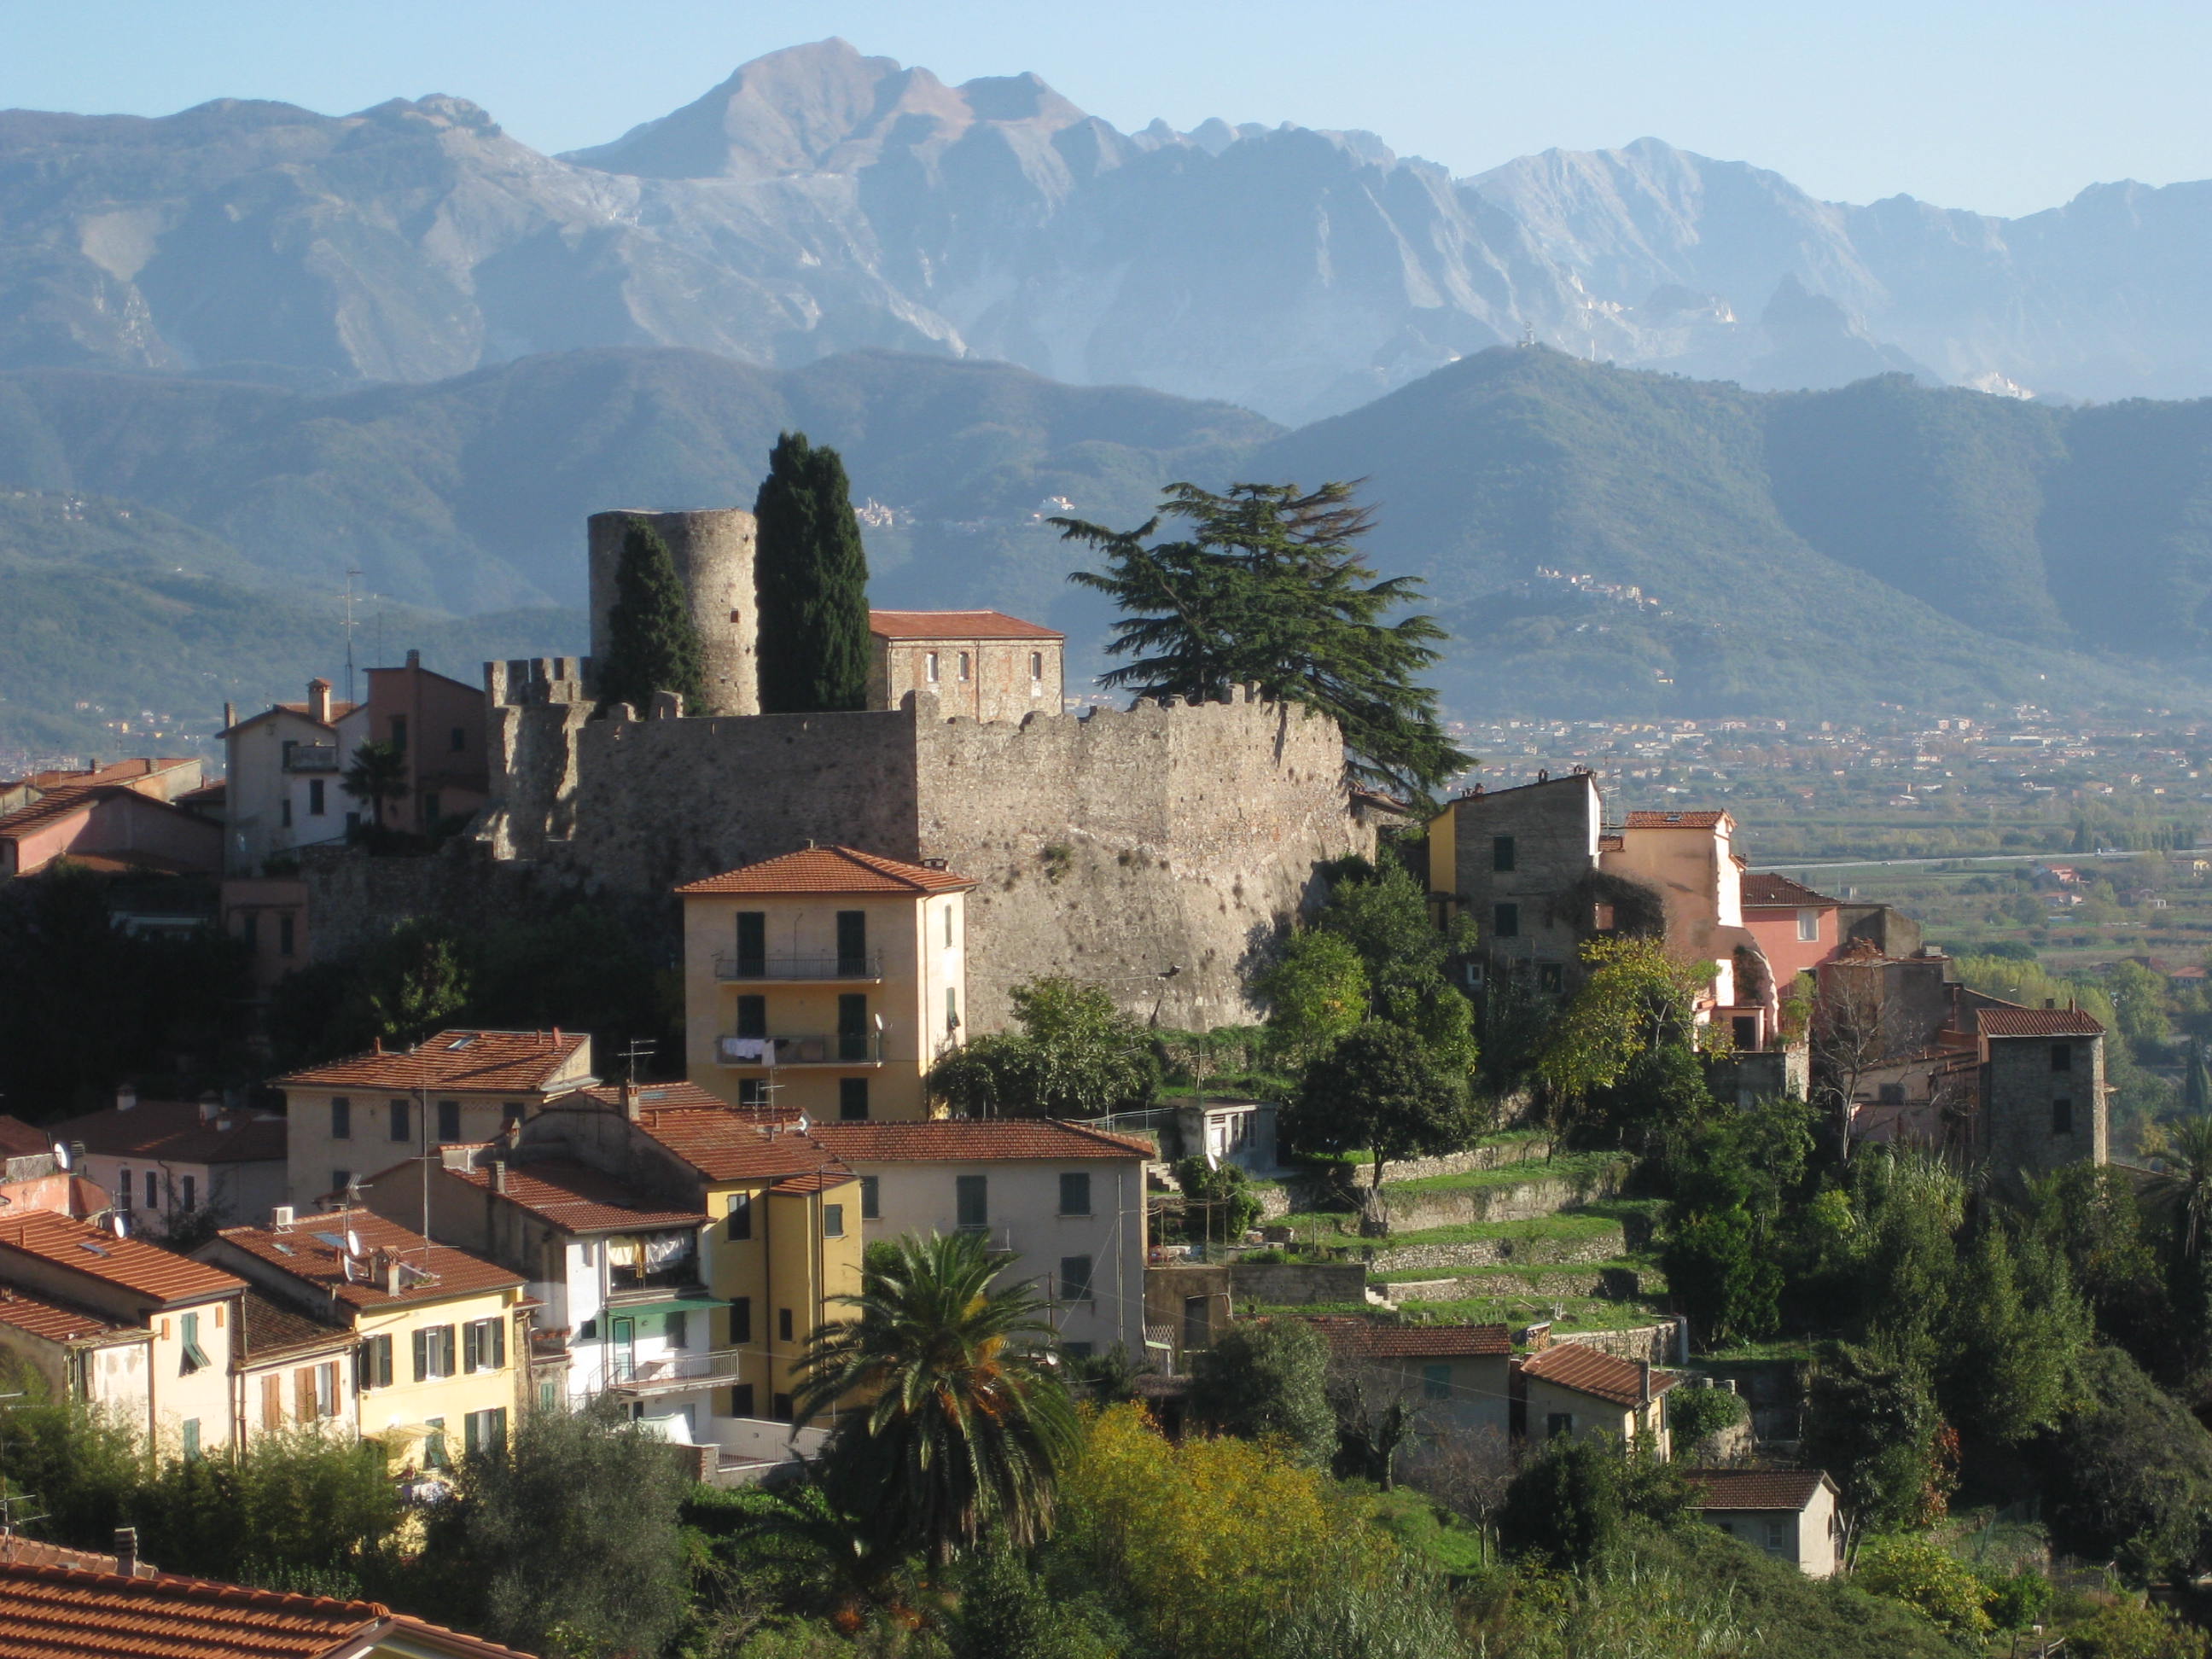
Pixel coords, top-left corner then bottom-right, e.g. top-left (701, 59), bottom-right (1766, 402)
top-left (1513, 1342), bottom-right (1678, 1457)
top-left (200, 1207), bottom-right (527, 1474)
top-left (678, 846), bottom-right (974, 1123)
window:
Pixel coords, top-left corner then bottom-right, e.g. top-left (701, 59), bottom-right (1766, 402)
top-left (145, 1172), bottom-right (159, 1211)
top-left (179, 1312), bottom-right (210, 1374)
top-left (261, 1373), bottom-right (284, 1431)
top-left (308, 778), bottom-right (326, 816)
top-left (1030, 651), bottom-right (1044, 681)
top-left (956, 1174), bottom-right (988, 1231)
top-left (1545, 1412), bottom-right (1575, 1440)
top-left (1493, 902), bottom-right (1520, 939)
top-left (735, 995), bottom-right (767, 1040)
top-left (1059, 1172), bottom-right (1091, 1216)
top-left (734, 911), bottom-right (765, 976)
top-left (437, 1100), bottom-right (461, 1143)
top-left (1062, 1341), bottom-right (1094, 1360)
top-left (946, 987), bottom-right (959, 1034)
top-left (358, 1333), bottom-right (393, 1391)
top-left (423, 1417), bottom-right (447, 1469)
top-left (502, 1103), bottom-right (524, 1134)
top-left (388, 1099), bottom-right (410, 1141)
top-left (241, 913), bottom-right (259, 952)
top-left (331, 1170), bottom-right (351, 1196)
top-left (1538, 963), bottom-right (1563, 993)
top-left (771, 1392), bottom-right (795, 1423)
top-left (860, 1176), bottom-right (880, 1220)
top-left (958, 651), bottom-right (971, 681)
top-left (777, 1307), bottom-right (794, 1343)
top-left (945, 905), bottom-right (955, 948)
top-left (450, 725), bottom-right (466, 754)
top-left (1796, 908), bottom-right (1819, 943)
top-left (1762, 1518), bottom-right (1789, 1556)
top-left (413, 1324), bottom-right (457, 1382)
top-left (823, 1203), bottom-right (845, 1238)
top-left (837, 993), bottom-right (869, 1060)
top-left (2052, 1097), bottom-right (2075, 1136)
top-left (180, 1175), bottom-right (196, 1210)
top-left (725, 1192), bottom-right (753, 1241)
top-left (1492, 835), bottom-right (1516, 872)
top-left (925, 651), bottom-right (940, 683)
top-left (1423, 1363), bottom-right (1452, 1400)
top-left (1592, 903), bottom-right (1615, 932)
top-left (280, 796), bottom-right (293, 829)
top-left (730, 1382), bottom-right (756, 1417)
top-left (1878, 1082), bottom-right (1906, 1105)
top-left (839, 1078), bottom-right (870, 1121)
top-left (118, 1167), bottom-right (131, 1212)
top-left (2052, 1043), bottom-right (2074, 1073)
top-left (276, 913), bottom-right (295, 958)
top-left (667, 1311), bottom-right (688, 1349)
top-left (539, 1379), bottom-right (558, 1411)
top-left (1732, 1016), bottom-right (1758, 1051)
top-left (737, 1080), bottom-right (768, 1108)
top-left (1058, 1255), bottom-right (1094, 1302)
top-left (729, 1298), bottom-right (752, 1345)
top-left (389, 714), bottom-right (408, 752)
top-left (463, 1317), bottom-right (507, 1373)
top-left (835, 910), bottom-right (867, 975)
top-left (182, 1419), bottom-right (201, 1461)
top-left (295, 1364), bottom-right (328, 1421)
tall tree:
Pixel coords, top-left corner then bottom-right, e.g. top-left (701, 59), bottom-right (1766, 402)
top-left (794, 1230), bottom-right (1079, 1565)
top-left (595, 517), bottom-right (708, 716)
top-left (1187, 1318), bottom-right (1336, 1467)
top-left (1281, 1020), bottom-right (1472, 1187)
top-left (754, 431), bottom-right (871, 713)
top-left (1058, 481), bottom-right (1470, 803)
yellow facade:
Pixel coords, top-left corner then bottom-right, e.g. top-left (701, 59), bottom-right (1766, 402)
top-left (351, 1286), bottom-right (528, 1472)
top-left (683, 887), bottom-right (968, 1123)
top-left (701, 1174), bottom-right (864, 1418)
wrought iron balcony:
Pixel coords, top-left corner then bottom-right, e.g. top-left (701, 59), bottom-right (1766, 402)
top-left (282, 743), bottom-right (340, 773)
top-left (597, 1347), bottom-right (748, 1396)
top-left (715, 1033), bottom-right (884, 1067)
top-left (713, 952), bottom-right (883, 982)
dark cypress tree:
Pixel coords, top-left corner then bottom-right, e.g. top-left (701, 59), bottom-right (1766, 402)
top-left (596, 519), bottom-right (708, 717)
top-left (753, 432), bottom-right (871, 713)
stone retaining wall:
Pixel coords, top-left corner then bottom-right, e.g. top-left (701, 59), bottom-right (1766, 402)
top-left (1533, 1321), bottom-right (1685, 1366)
top-left (1380, 1163), bottom-right (1627, 1231)
top-left (1364, 1228), bottom-right (1627, 1273)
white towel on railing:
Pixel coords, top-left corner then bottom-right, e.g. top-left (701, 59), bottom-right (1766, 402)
top-left (719, 1037), bottom-right (771, 1062)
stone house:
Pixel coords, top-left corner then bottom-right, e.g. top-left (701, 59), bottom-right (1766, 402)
top-left (865, 609), bottom-right (1065, 723)
top-left (1685, 1468), bottom-right (1844, 1576)
top-left (678, 845), bottom-right (973, 1123)
top-left (1309, 1317), bottom-right (1513, 1448)
top-left (1512, 1342), bottom-right (1677, 1455)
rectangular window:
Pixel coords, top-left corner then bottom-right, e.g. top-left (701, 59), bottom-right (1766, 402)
top-left (390, 714), bottom-right (408, 752)
top-left (837, 993), bottom-right (869, 1061)
top-left (730, 1298), bottom-right (752, 1345)
top-left (296, 1365), bottom-right (318, 1423)
top-left (1058, 1255), bottom-right (1094, 1302)
top-left (281, 795), bottom-right (293, 829)
top-left (1545, 1412), bottom-right (1575, 1440)
top-left (1030, 651), bottom-right (1044, 681)
top-left (1061, 1341), bottom-right (1094, 1360)
top-left (835, 911), bottom-right (867, 975)
top-left (1059, 1172), bottom-right (1092, 1216)
top-left (772, 1392), bottom-right (795, 1423)
top-left (308, 778), bottom-right (326, 816)
top-left (331, 1169), bottom-right (351, 1197)
top-left (179, 1312), bottom-right (210, 1374)
top-left (945, 905), bottom-right (955, 948)
top-left (1763, 1518), bottom-right (1789, 1555)
top-left (182, 1419), bottom-right (201, 1461)
top-left (958, 651), bottom-right (971, 681)
top-left (414, 1324), bottom-right (457, 1381)
top-left (839, 1078), bottom-right (870, 1121)
top-left (437, 1100), bottom-right (461, 1143)
top-left (1493, 902), bottom-right (1520, 939)
top-left (118, 1167), bottom-right (132, 1212)
top-left (358, 1333), bottom-right (393, 1391)
top-left (860, 1176), bottom-right (880, 1220)
top-left (737, 1080), bottom-right (768, 1108)
top-left (181, 1175), bottom-right (196, 1210)
top-left (145, 1172), bottom-right (158, 1211)
top-left (726, 1191), bottom-right (753, 1241)
top-left (730, 1382), bottom-right (756, 1417)
top-left (424, 1417), bottom-right (447, 1469)
top-left (450, 725), bottom-right (466, 754)
top-left (734, 911), bottom-right (765, 976)
top-left (261, 1372), bottom-right (283, 1431)
top-left (925, 651), bottom-right (940, 683)
top-left (463, 1317), bottom-right (507, 1373)
top-left (1796, 908), bottom-right (1819, 943)
top-left (946, 987), bottom-right (959, 1034)
top-left (956, 1174), bottom-right (988, 1231)
top-left (1423, 1363), bottom-right (1452, 1400)
top-left (777, 1308), bottom-right (794, 1343)
top-left (735, 995), bottom-right (767, 1040)
top-left (278, 914), bottom-right (296, 958)
top-left (2052, 1043), bottom-right (2074, 1073)
top-left (667, 1310), bottom-right (688, 1350)
top-left (388, 1099), bottom-right (410, 1141)
top-left (823, 1203), bottom-right (845, 1238)
top-left (1492, 835), bottom-right (1516, 873)
top-left (2052, 1097), bottom-right (2075, 1136)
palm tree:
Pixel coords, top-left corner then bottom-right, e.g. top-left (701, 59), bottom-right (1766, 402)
top-left (793, 1230), bottom-right (1080, 1566)
top-left (2147, 1113), bottom-right (2212, 1266)
top-left (341, 738), bottom-right (409, 830)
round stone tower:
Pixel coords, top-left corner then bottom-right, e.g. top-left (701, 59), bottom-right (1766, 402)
top-left (587, 509), bottom-right (760, 717)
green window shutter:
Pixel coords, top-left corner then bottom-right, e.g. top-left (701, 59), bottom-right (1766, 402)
top-left (377, 1334), bottom-right (393, 1388)
top-left (462, 1321), bottom-right (480, 1374)
top-left (490, 1317), bottom-right (506, 1369)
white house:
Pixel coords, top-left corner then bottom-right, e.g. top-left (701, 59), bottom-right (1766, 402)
top-left (808, 1120), bottom-right (1152, 1359)
top-left (1686, 1468), bottom-right (1845, 1577)
top-left (51, 1091), bottom-right (286, 1236)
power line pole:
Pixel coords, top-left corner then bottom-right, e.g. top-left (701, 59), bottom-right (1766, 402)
top-left (342, 568), bottom-right (364, 707)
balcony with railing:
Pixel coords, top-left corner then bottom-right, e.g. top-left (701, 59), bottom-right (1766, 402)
top-left (715, 1032), bottom-right (885, 1068)
top-left (597, 1347), bottom-right (748, 1397)
top-left (714, 952), bottom-right (883, 983)
top-left (605, 1234), bottom-right (702, 1300)
top-left (282, 743), bottom-right (340, 773)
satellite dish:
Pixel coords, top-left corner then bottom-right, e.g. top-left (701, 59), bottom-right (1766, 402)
top-left (795, 1113), bottom-right (810, 1136)
top-left (110, 1213), bottom-right (127, 1238)
top-left (49, 1143), bottom-right (68, 1172)
top-left (341, 1255), bottom-right (358, 1283)
top-left (346, 1230), bottom-right (362, 1258)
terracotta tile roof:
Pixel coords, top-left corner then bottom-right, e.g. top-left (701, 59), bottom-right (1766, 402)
top-left (1307, 1315), bottom-right (1511, 1358)
top-left (0, 787), bottom-right (104, 840)
top-left (0, 1119), bottom-right (52, 1161)
top-left (0, 1284), bottom-right (131, 1345)
top-left (0, 1559), bottom-right (538, 1657)
top-left (238, 1290), bottom-right (348, 1362)
top-left (1516, 1342), bottom-right (1679, 1407)
top-left (629, 1109), bottom-right (854, 1185)
top-left (0, 1213), bottom-right (243, 1308)
top-left (868, 609), bottom-right (1062, 641)
top-left (575, 1080), bottom-right (755, 1115)
top-left (675, 845), bottom-right (975, 897)
top-left (0, 1537), bottom-right (142, 1575)
top-left (1975, 1004), bottom-right (2105, 1038)
top-left (1684, 1467), bottom-right (1831, 1511)
top-left (274, 1030), bottom-right (591, 1094)
top-left (1740, 870), bottom-right (1837, 908)
top-left (219, 700), bottom-right (358, 737)
top-left (1623, 810), bottom-right (1729, 830)
top-left (807, 1120), bottom-right (1154, 1162)
top-left (445, 1159), bottom-right (705, 1234)
top-left (769, 1169), bottom-right (857, 1196)
top-left (51, 1100), bottom-right (286, 1167)
top-left (208, 1208), bottom-right (521, 1313)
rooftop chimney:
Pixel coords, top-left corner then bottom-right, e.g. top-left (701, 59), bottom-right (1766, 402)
top-left (113, 1527), bottom-right (138, 1578)
top-left (222, 701), bottom-right (236, 731)
top-left (114, 1085), bottom-right (137, 1113)
top-left (306, 678), bottom-right (333, 725)
top-left (405, 649), bottom-right (421, 670)
top-left (622, 1082), bottom-right (642, 1124)
top-left (381, 1251), bottom-right (403, 1295)
top-left (490, 1159), bottom-right (509, 1196)
top-left (197, 1097), bottom-right (219, 1125)
top-left (1638, 1359), bottom-right (1653, 1407)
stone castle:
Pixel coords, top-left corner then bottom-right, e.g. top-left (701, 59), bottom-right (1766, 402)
top-left (471, 509), bottom-right (1377, 1031)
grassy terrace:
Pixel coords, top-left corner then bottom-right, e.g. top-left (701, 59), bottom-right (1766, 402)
top-left (1385, 1150), bottom-right (1630, 1194)
top-left (1275, 1197), bottom-right (1668, 1254)
top-left (1253, 1295), bottom-right (1669, 1336)
top-left (1370, 1255), bottom-right (1664, 1289)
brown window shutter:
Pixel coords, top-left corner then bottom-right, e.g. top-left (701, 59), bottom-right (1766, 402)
top-left (261, 1373), bottom-right (283, 1431)
top-left (296, 1366), bottom-right (316, 1421)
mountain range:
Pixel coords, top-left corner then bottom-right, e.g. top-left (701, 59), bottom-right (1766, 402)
top-left (9, 39), bottom-right (2212, 422)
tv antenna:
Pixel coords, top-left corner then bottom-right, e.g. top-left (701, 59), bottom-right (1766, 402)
top-left (342, 568), bottom-right (364, 707)
top-left (618, 1038), bottom-right (656, 1086)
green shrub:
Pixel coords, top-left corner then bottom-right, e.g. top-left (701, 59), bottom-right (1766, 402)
top-left (1851, 1535), bottom-right (1993, 1639)
top-left (2066, 1598), bottom-right (2212, 1659)
top-left (1666, 1383), bottom-right (1747, 1451)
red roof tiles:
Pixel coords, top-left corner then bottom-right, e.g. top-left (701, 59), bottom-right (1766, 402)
top-left (0, 1212), bottom-right (243, 1307)
top-left (444, 1159), bottom-right (705, 1234)
top-left (806, 1120), bottom-right (1154, 1162)
top-left (208, 1208), bottom-right (522, 1313)
top-left (1684, 1468), bottom-right (1832, 1511)
top-left (275, 1030), bottom-right (591, 1094)
top-left (1739, 870), bottom-right (1838, 908)
top-left (1623, 810), bottom-right (1730, 830)
top-left (675, 845), bottom-right (975, 897)
top-left (51, 1100), bottom-right (285, 1167)
top-left (1307, 1316), bottom-right (1511, 1359)
top-left (238, 1290), bottom-right (350, 1362)
top-left (1975, 1005), bottom-right (2105, 1038)
top-left (0, 1118), bottom-right (52, 1161)
top-left (868, 609), bottom-right (1062, 641)
top-left (1516, 1342), bottom-right (1679, 1407)
top-left (0, 1560), bottom-right (538, 1658)
top-left (627, 1109), bottom-right (854, 1185)
top-left (0, 1284), bottom-right (131, 1345)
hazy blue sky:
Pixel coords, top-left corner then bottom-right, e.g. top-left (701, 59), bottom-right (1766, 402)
top-left (3, 1), bottom-right (2202, 218)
